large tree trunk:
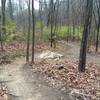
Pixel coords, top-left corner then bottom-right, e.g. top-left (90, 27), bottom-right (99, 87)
top-left (95, 1), bottom-right (100, 52)
top-left (78, 0), bottom-right (93, 72)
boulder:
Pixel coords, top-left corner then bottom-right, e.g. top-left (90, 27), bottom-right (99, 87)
top-left (39, 50), bottom-right (64, 59)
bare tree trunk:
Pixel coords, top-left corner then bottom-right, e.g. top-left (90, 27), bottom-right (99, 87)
top-left (79, 0), bottom-right (93, 72)
top-left (18, 0), bottom-right (26, 35)
top-left (49, 0), bottom-right (57, 48)
top-left (0, 15), bottom-right (3, 51)
top-left (39, 0), bottom-right (43, 40)
top-left (87, 0), bottom-right (93, 51)
top-left (95, 0), bottom-right (100, 52)
top-left (26, 0), bottom-right (31, 62)
top-left (67, 0), bottom-right (70, 42)
top-left (96, 17), bottom-right (100, 52)
top-left (50, 0), bottom-right (54, 48)
top-left (31, 0), bottom-right (35, 63)
top-left (1, 0), bottom-right (6, 41)
top-left (8, 0), bottom-right (14, 20)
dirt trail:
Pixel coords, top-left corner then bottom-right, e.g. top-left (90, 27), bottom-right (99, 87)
top-left (60, 41), bottom-right (100, 64)
top-left (0, 57), bottom-right (72, 100)
top-left (0, 42), bottom-right (100, 100)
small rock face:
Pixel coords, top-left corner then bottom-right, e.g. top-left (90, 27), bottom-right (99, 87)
top-left (39, 50), bottom-right (64, 59)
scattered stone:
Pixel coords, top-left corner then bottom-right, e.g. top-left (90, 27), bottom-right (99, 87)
top-left (39, 50), bottom-right (64, 59)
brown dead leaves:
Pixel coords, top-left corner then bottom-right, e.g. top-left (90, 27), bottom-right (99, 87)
top-left (0, 42), bottom-right (27, 64)
top-left (33, 58), bottom-right (100, 99)
top-left (0, 84), bottom-right (8, 100)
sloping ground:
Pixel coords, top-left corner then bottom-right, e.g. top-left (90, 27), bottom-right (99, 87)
top-left (0, 41), bottom-right (100, 65)
top-left (59, 41), bottom-right (100, 64)
top-left (33, 58), bottom-right (100, 99)
top-left (32, 41), bottom-right (100, 99)
top-left (0, 42), bottom-right (26, 65)
top-left (0, 57), bottom-right (73, 100)
top-left (0, 41), bottom-right (100, 100)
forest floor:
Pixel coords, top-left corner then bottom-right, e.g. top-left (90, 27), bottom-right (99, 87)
top-left (0, 57), bottom-right (73, 100)
top-left (0, 41), bottom-right (100, 100)
top-left (58, 41), bottom-right (100, 64)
